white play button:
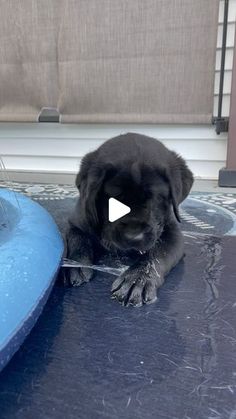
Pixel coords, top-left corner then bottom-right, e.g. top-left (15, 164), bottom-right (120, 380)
top-left (108, 198), bottom-right (131, 222)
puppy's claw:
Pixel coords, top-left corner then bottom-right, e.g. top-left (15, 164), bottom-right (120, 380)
top-left (111, 277), bottom-right (124, 293)
top-left (69, 268), bottom-right (87, 286)
top-left (143, 281), bottom-right (158, 305)
top-left (126, 285), bottom-right (143, 307)
top-left (144, 295), bottom-right (158, 305)
top-left (111, 289), bottom-right (127, 305)
top-left (126, 298), bottom-right (143, 308)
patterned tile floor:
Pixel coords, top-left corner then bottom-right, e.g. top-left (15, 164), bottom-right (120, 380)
top-left (0, 181), bottom-right (236, 206)
top-left (1, 181), bottom-right (236, 237)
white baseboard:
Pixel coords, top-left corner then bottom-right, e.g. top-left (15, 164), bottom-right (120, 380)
top-left (0, 122), bottom-right (228, 181)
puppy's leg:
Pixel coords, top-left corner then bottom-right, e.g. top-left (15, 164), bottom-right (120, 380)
top-left (111, 223), bottom-right (184, 307)
top-left (65, 225), bottom-right (95, 286)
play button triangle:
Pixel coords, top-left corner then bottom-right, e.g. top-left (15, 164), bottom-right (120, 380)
top-left (108, 198), bottom-right (131, 222)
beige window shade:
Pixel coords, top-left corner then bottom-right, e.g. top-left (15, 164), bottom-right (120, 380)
top-left (0, 0), bottom-right (219, 124)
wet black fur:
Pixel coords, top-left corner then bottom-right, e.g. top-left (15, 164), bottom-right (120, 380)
top-left (66, 133), bottom-right (193, 307)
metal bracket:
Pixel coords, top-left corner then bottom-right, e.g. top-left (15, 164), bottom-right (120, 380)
top-left (212, 116), bottom-right (229, 135)
top-left (213, 0), bottom-right (229, 135)
top-left (38, 107), bottom-right (60, 123)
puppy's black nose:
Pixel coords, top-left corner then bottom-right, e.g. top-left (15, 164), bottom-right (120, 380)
top-left (123, 231), bottom-right (144, 241)
top-left (121, 220), bottom-right (146, 242)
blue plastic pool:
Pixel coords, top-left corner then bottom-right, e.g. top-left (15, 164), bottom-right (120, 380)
top-left (0, 188), bottom-right (64, 371)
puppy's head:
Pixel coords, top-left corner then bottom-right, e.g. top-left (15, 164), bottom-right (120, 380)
top-left (74, 135), bottom-right (193, 253)
top-left (99, 165), bottom-right (170, 252)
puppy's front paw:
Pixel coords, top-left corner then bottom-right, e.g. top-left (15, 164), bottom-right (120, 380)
top-left (65, 227), bottom-right (94, 287)
top-left (63, 256), bottom-right (94, 287)
top-left (111, 262), bottom-right (162, 307)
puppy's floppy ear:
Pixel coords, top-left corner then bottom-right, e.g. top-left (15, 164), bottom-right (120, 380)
top-left (84, 166), bottom-right (107, 230)
top-left (75, 151), bottom-right (96, 191)
top-left (166, 151), bottom-right (194, 222)
top-left (76, 152), bottom-right (102, 231)
top-left (76, 151), bottom-right (113, 232)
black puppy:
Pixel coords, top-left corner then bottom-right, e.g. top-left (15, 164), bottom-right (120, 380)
top-left (66, 133), bottom-right (193, 307)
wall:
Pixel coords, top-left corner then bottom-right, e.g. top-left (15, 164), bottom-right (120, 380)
top-left (0, 0), bottom-right (235, 183)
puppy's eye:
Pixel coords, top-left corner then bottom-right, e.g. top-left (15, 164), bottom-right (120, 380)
top-left (112, 188), bottom-right (122, 197)
top-left (104, 184), bottom-right (122, 198)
